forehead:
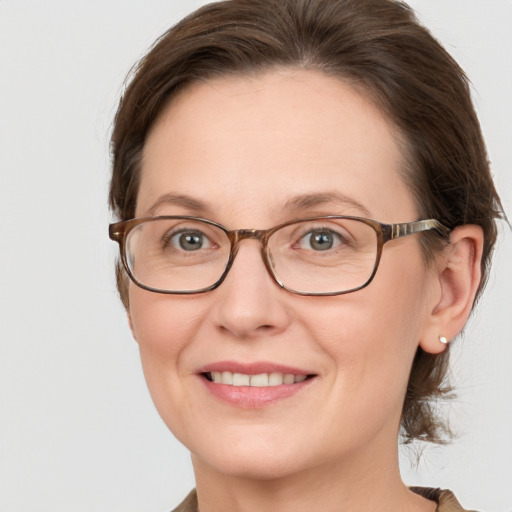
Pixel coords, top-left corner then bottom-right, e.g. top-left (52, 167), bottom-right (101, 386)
top-left (138, 69), bottom-right (417, 224)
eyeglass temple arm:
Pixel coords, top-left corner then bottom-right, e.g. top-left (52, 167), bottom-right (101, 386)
top-left (388, 219), bottom-right (450, 240)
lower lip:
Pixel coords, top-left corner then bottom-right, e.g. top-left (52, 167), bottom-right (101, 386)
top-left (201, 377), bottom-right (314, 408)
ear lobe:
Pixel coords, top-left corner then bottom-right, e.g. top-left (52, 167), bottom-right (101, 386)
top-left (419, 224), bottom-right (484, 354)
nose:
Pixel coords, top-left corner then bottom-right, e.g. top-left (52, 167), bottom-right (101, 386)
top-left (212, 240), bottom-right (292, 339)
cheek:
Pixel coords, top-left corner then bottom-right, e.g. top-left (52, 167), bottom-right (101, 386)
top-left (127, 287), bottom-right (207, 418)
top-left (129, 287), bottom-right (203, 353)
top-left (305, 298), bottom-right (418, 396)
top-left (306, 253), bottom-right (433, 402)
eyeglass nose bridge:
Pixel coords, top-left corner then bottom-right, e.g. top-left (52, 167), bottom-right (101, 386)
top-left (227, 228), bottom-right (273, 252)
top-left (230, 228), bottom-right (269, 241)
top-left (221, 227), bottom-right (281, 288)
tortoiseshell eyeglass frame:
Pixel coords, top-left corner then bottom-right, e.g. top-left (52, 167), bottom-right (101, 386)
top-left (109, 215), bottom-right (450, 296)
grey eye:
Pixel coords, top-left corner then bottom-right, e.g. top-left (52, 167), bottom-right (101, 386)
top-left (301, 230), bottom-right (341, 251)
top-left (171, 231), bottom-right (210, 251)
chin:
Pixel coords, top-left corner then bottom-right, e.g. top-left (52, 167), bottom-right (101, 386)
top-left (187, 428), bottom-right (314, 481)
top-left (196, 450), bottom-right (307, 482)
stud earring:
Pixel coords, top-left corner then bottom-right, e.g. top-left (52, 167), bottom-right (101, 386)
top-left (439, 336), bottom-right (449, 345)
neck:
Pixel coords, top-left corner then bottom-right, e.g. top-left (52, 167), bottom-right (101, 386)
top-left (191, 442), bottom-right (435, 512)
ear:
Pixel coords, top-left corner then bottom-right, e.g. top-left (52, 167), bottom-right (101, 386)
top-left (127, 309), bottom-right (139, 343)
top-left (419, 224), bottom-right (484, 354)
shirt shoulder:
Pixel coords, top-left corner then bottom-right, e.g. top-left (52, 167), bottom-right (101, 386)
top-left (173, 487), bottom-right (481, 511)
top-left (170, 489), bottom-right (198, 512)
top-left (411, 487), bottom-right (481, 512)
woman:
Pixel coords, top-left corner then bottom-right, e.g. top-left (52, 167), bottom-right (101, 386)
top-left (108, 0), bottom-right (503, 510)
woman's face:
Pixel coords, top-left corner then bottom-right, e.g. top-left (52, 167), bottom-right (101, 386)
top-left (128, 70), bottom-right (439, 480)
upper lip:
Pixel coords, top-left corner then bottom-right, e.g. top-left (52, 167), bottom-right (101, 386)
top-left (197, 361), bottom-right (314, 376)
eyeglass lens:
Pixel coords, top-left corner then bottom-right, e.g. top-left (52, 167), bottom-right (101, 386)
top-left (124, 217), bottom-right (379, 294)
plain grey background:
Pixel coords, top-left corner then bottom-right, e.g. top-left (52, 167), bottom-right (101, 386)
top-left (0, 1), bottom-right (511, 511)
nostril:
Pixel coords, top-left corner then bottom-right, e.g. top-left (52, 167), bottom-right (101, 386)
top-left (254, 324), bottom-right (278, 334)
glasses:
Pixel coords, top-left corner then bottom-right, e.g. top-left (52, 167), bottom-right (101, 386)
top-left (109, 215), bottom-right (449, 296)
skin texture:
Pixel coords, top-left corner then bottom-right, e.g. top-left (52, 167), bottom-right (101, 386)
top-left (127, 69), bottom-right (483, 512)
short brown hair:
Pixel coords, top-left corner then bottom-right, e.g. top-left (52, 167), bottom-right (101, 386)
top-left (109, 0), bottom-right (503, 443)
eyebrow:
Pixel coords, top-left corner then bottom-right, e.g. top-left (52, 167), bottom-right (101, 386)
top-left (148, 193), bottom-right (214, 216)
top-left (281, 192), bottom-right (371, 217)
top-left (147, 191), bottom-right (371, 219)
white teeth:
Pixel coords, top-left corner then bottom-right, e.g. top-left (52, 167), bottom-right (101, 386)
top-left (268, 372), bottom-right (284, 386)
top-left (221, 371), bottom-right (233, 385)
top-left (283, 374), bottom-right (295, 385)
top-left (208, 371), bottom-right (309, 387)
top-left (250, 373), bottom-right (269, 387)
top-left (233, 373), bottom-right (250, 386)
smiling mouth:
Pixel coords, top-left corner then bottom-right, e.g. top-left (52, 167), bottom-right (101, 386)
top-left (202, 371), bottom-right (315, 387)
